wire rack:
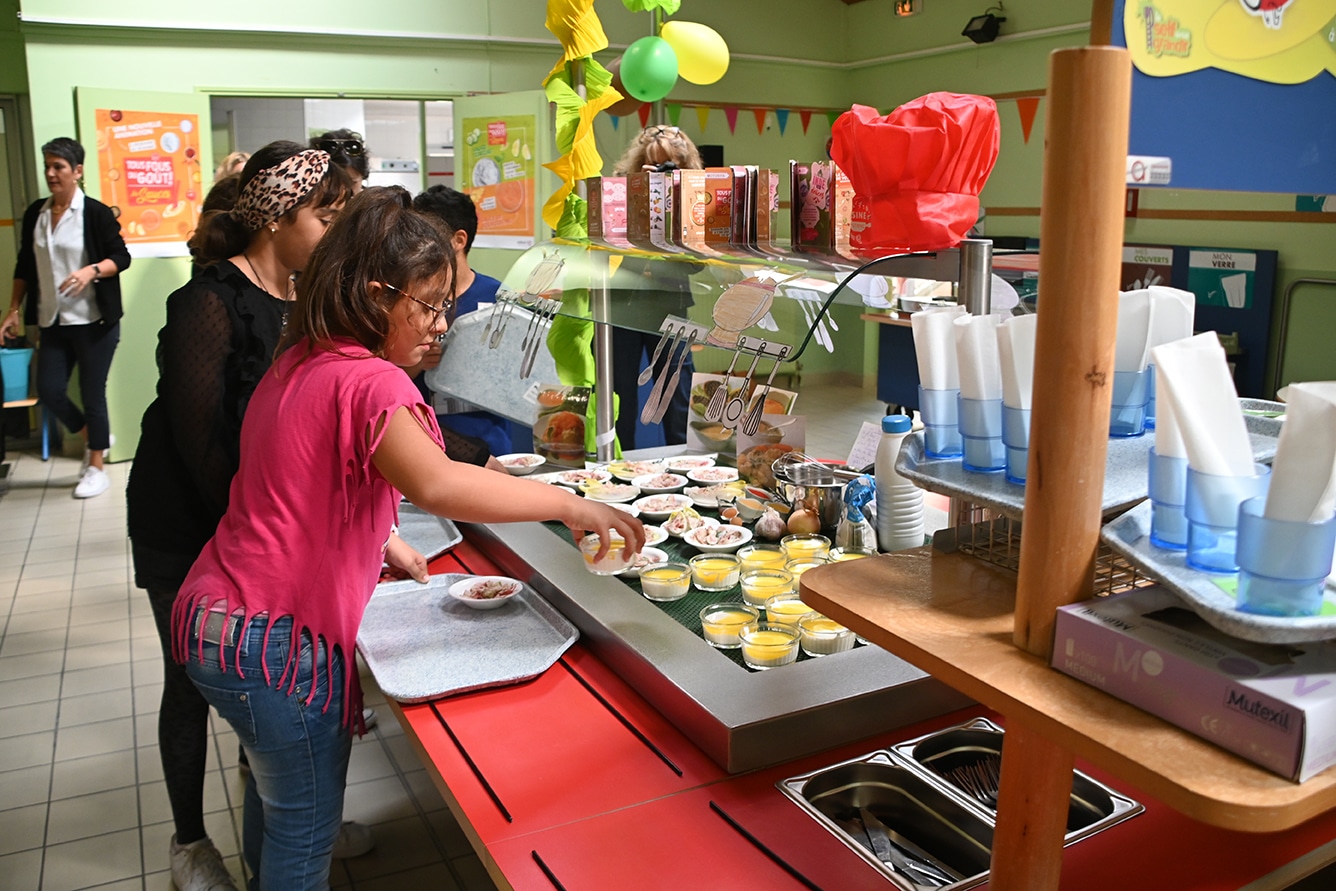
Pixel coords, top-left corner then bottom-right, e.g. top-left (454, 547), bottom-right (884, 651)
top-left (944, 501), bottom-right (1152, 597)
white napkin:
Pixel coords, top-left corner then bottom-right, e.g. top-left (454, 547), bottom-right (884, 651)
top-left (1151, 333), bottom-right (1253, 476)
top-left (1115, 289), bottom-right (1152, 372)
top-left (953, 314), bottom-right (1004, 401)
top-left (1266, 382), bottom-right (1336, 523)
top-left (1153, 380), bottom-right (1188, 459)
top-left (911, 304), bottom-right (967, 389)
top-left (1144, 286), bottom-right (1195, 365)
top-left (996, 314), bottom-right (1037, 410)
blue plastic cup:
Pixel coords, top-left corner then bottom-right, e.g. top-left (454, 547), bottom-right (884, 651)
top-left (1109, 369), bottom-right (1150, 438)
top-left (1148, 447), bottom-right (1188, 550)
top-left (1001, 405), bottom-right (1030, 485)
top-left (918, 386), bottom-right (963, 459)
top-left (1144, 364), bottom-right (1157, 430)
top-left (1236, 498), bottom-right (1336, 617)
top-left (958, 396), bottom-right (1004, 473)
top-left (1185, 464), bottom-right (1271, 574)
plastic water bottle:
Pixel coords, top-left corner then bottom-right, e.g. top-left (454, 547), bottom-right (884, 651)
top-left (876, 414), bottom-right (926, 552)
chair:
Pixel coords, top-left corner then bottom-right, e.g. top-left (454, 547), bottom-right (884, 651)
top-left (1, 348), bottom-right (52, 461)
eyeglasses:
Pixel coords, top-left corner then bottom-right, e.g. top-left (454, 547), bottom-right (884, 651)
top-left (384, 283), bottom-right (454, 325)
top-left (317, 138), bottom-right (365, 157)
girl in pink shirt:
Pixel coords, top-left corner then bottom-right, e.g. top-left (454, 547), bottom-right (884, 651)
top-left (174, 187), bottom-right (643, 890)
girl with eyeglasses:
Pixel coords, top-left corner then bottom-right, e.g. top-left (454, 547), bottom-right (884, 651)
top-left (171, 186), bottom-right (644, 889)
top-left (127, 141), bottom-right (354, 890)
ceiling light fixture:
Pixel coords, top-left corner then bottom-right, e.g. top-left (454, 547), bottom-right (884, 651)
top-left (962, 5), bottom-right (1007, 44)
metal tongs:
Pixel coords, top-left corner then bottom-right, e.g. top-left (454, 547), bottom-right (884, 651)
top-left (858, 807), bottom-right (960, 887)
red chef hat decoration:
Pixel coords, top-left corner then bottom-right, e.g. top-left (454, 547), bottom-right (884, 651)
top-left (831, 93), bottom-right (1000, 253)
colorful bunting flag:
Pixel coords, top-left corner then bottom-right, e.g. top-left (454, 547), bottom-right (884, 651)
top-left (825, 110), bottom-right (841, 129)
top-left (666, 103), bottom-right (682, 126)
top-left (1016, 97), bottom-right (1041, 145)
top-left (775, 109), bottom-right (790, 135)
top-left (638, 104), bottom-right (651, 128)
top-left (610, 115), bottom-right (620, 131)
top-left (724, 106), bottom-right (739, 134)
top-left (696, 105), bottom-right (710, 132)
top-left (800, 110), bottom-right (812, 134)
top-left (752, 108), bottom-right (767, 135)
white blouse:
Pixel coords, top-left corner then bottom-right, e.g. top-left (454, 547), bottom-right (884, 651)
top-left (34, 188), bottom-right (99, 327)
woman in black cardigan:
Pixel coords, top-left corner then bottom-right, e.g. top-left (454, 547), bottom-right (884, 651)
top-left (3, 136), bottom-right (131, 498)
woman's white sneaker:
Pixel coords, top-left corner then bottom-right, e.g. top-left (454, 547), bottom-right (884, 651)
top-left (169, 834), bottom-right (237, 891)
top-left (73, 466), bottom-right (109, 498)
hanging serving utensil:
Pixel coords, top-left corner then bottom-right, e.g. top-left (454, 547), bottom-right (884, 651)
top-left (519, 297), bottom-right (559, 379)
top-left (489, 294), bottom-right (522, 349)
top-left (705, 336), bottom-right (747, 423)
top-left (638, 324), bottom-right (677, 388)
top-left (479, 292), bottom-right (510, 344)
top-left (651, 329), bottom-right (698, 425)
top-left (742, 345), bottom-right (790, 436)
top-left (722, 341), bottom-right (767, 429)
top-left (641, 324), bottom-right (687, 425)
top-left (517, 297), bottom-right (544, 356)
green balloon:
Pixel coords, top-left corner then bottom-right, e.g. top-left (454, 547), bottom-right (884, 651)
top-left (620, 36), bottom-right (679, 103)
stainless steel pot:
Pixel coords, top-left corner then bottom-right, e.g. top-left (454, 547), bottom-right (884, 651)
top-left (775, 462), bottom-right (847, 536)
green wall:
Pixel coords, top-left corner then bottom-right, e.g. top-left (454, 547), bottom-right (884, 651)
top-left (9, 0), bottom-right (1330, 461)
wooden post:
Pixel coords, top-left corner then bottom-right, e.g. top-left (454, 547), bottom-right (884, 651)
top-left (990, 42), bottom-right (1131, 891)
top-left (1014, 47), bottom-right (1131, 660)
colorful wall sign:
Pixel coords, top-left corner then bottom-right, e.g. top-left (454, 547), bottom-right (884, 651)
top-left (94, 108), bottom-right (203, 252)
top-left (459, 114), bottom-right (538, 249)
top-left (1113, 0), bottom-right (1336, 194)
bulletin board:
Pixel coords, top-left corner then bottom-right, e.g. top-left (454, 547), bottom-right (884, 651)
top-left (1112, 0), bottom-right (1336, 195)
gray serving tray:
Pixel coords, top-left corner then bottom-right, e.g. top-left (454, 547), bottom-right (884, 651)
top-left (895, 400), bottom-right (1282, 520)
top-left (397, 503), bottom-right (462, 561)
top-left (1101, 501), bottom-right (1336, 644)
top-left (357, 573), bottom-right (578, 702)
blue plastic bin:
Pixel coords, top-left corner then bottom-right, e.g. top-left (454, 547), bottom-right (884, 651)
top-left (1, 347), bottom-right (34, 403)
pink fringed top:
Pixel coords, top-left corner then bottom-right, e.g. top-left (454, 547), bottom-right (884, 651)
top-left (172, 338), bottom-right (443, 730)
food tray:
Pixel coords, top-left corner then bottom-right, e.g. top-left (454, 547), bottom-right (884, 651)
top-left (396, 503), bottom-right (462, 560)
top-left (896, 400), bottom-right (1282, 520)
top-left (1101, 501), bottom-right (1336, 644)
top-left (357, 573), bottom-right (578, 702)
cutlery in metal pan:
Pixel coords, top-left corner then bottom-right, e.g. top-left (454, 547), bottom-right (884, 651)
top-left (859, 807), bottom-right (956, 887)
top-left (651, 329), bottom-right (698, 425)
top-left (641, 324), bottom-right (687, 426)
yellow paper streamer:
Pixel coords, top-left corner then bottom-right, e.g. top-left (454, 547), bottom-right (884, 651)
top-left (545, 0), bottom-right (608, 63)
top-left (542, 86), bottom-right (619, 228)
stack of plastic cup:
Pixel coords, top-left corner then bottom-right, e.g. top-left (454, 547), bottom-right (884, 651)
top-left (1109, 369), bottom-right (1150, 438)
top-left (1185, 464), bottom-right (1271, 573)
top-left (1001, 406), bottom-right (1030, 485)
top-left (918, 385), bottom-right (963, 458)
top-left (1235, 497), bottom-right (1336, 618)
top-left (1144, 364), bottom-right (1157, 430)
top-left (958, 396), bottom-right (1005, 473)
top-left (1147, 447), bottom-right (1188, 550)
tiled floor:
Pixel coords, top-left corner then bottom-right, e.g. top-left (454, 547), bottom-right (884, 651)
top-left (0, 380), bottom-right (915, 891)
top-left (0, 453), bottom-right (499, 890)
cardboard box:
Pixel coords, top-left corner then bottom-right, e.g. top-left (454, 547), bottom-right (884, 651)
top-left (1053, 586), bottom-right (1336, 782)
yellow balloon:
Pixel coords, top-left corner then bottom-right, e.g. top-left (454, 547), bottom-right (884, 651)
top-left (660, 20), bottom-right (730, 85)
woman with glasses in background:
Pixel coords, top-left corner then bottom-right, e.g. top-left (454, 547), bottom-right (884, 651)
top-left (127, 141), bottom-right (362, 891)
top-left (310, 129), bottom-right (370, 193)
top-left (173, 186), bottom-right (643, 889)
top-left (607, 125), bottom-right (704, 449)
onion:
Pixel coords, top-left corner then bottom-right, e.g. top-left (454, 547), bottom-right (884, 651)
top-left (786, 509), bottom-right (822, 535)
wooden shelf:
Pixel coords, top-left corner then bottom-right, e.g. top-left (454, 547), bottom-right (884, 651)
top-left (800, 549), bottom-right (1336, 833)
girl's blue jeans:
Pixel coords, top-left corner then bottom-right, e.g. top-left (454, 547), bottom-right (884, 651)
top-left (185, 612), bottom-right (351, 891)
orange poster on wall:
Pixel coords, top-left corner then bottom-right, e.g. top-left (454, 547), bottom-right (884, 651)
top-left (94, 108), bottom-right (203, 256)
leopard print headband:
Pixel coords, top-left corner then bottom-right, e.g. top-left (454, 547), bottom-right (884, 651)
top-left (232, 150), bottom-right (331, 231)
